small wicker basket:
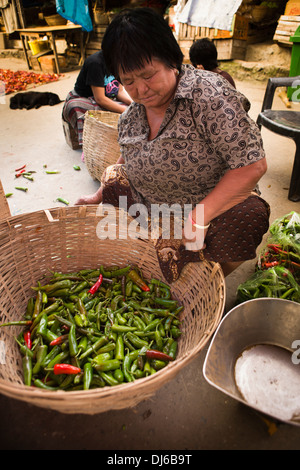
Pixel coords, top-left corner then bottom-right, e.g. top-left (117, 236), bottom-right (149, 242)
top-left (83, 110), bottom-right (120, 182)
top-left (0, 205), bottom-right (225, 415)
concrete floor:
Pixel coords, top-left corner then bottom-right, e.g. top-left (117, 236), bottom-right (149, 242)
top-left (0, 56), bottom-right (300, 450)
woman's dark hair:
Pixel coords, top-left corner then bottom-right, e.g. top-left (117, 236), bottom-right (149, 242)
top-left (101, 7), bottom-right (183, 81)
top-left (189, 38), bottom-right (218, 70)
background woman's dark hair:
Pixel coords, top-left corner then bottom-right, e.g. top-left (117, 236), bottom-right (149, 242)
top-left (101, 7), bottom-right (183, 81)
top-left (189, 38), bottom-right (218, 70)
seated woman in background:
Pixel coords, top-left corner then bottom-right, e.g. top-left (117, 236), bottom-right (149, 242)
top-left (62, 50), bottom-right (132, 147)
top-left (189, 38), bottom-right (236, 88)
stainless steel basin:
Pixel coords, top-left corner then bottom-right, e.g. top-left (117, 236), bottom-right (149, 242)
top-left (203, 298), bottom-right (300, 426)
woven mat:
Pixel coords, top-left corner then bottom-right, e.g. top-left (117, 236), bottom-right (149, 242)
top-left (0, 68), bottom-right (61, 95)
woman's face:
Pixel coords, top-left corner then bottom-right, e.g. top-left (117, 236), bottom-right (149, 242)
top-left (119, 58), bottom-right (179, 111)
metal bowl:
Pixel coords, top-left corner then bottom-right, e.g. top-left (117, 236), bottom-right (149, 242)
top-left (203, 298), bottom-right (300, 426)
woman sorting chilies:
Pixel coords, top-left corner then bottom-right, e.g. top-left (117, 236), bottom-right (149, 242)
top-left (62, 50), bottom-right (132, 146)
top-left (76, 7), bottom-right (270, 282)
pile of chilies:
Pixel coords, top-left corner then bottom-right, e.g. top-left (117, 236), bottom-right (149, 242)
top-left (0, 266), bottom-right (183, 391)
top-left (259, 243), bottom-right (300, 282)
top-left (0, 69), bottom-right (59, 94)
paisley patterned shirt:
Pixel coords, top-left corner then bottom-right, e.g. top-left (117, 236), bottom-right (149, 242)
top-left (118, 64), bottom-right (265, 208)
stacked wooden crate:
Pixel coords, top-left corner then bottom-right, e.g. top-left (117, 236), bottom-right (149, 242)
top-left (273, 15), bottom-right (300, 45)
top-left (178, 14), bottom-right (249, 61)
top-left (85, 24), bottom-right (108, 56)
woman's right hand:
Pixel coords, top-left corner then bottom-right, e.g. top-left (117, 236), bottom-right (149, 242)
top-left (182, 214), bottom-right (207, 251)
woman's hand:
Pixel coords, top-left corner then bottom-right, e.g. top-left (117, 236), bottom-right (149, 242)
top-left (182, 213), bottom-right (208, 251)
top-left (91, 86), bottom-right (128, 113)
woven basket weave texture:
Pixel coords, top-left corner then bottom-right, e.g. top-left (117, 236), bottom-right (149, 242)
top-left (83, 110), bottom-right (120, 182)
top-left (0, 180), bottom-right (11, 220)
top-left (0, 206), bottom-right (225, 414)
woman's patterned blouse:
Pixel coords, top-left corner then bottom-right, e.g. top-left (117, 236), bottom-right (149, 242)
top-left (118, 64), bottom-right (265, 208)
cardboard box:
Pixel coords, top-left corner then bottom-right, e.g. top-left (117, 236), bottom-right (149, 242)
top-left (39, 54), bottom-right (66, 73)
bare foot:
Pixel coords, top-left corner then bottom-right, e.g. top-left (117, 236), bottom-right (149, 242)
top-left (75, 194), bottom-right (102, 205)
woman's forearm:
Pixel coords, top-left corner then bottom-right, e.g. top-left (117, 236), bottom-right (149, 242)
top-left (192, 158), bottom-right (267, 225)
top-left (92, 86), bottom-right (127, 113)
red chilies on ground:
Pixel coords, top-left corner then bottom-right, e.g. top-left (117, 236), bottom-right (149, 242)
top-left (88, 274), bottom-right (103, 295)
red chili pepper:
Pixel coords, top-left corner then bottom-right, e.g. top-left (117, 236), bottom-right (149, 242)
top-left (23, 330), bottom-right (32, 349)
top-left (128, 270), bottom-right (150, 292)
top-left (146, 349), bottom-right (174, 361)
top-left (267, 244), bottom-right (289, 256)
top-left (49, 334), bottom-right (69, 346)
top-left (15, 164), bottom-right (26, 172)
top-left (53, 364), bottom-right (81, 375)
top-left (15, 169), bottom-right (26, 178)
top-left (262, 260), bottom-right (280, 268)
top-left (88, 274), bottom-right (103, 295)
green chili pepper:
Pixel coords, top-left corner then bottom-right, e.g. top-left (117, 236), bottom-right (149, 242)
top-left (68, 324), bottom-right (78, 357)
top-left (92, 352), bottom-right (112, 364)
top-left (83, 362), bottom-right (93, 390)
top-left (111, 324), bottom-right (137, 333)
top-left (46, 350), bottom-right (69, 370)
top-left (79, 336), bottom-right (108, 360)
top-left (93, 359), bottom-right (121, 372)
top-left (126, 332), bottom-right (149, 349)
top-left (154, 297), bottom-right (178, 310)
top-left (34, 379), bottom-right (58, 390)
top-left (73, 165), bottom-right (81, 171)
top-left (151, 359), bottom-right (167, 371)
top-left (154, 330), bottom-right (163, 350)
top-left (15, 186), bottom-right (28, 192)
top-left (98, 371), bottom-right (119, 386)
top-left (22, 353), bottom-right (32, 386)
top-left (56, 197), bottom-right (69, 205)
top-left (168, 340), bottom-right (178, 359)
top-left (24, 297), bottom-right (34, 320)
top-left (91, 375), bottom-right (106, 388)
top-left (32, 344), bottom-right (48, 375)
top-left (77, 336), bottom-right (88, 355)
top-left (115, 334), bottom-right (125, 360)
top-left (125, 280), bottom-right (133, 297)
top-left (113, 368), bottom-right (124, 383)
top-left (111, 294), bottom-right (124, 311)
top-left (43, 329), bottom-right (58, 343)
top-left (0, 320), bottom-right (32, 328)
top-left (32, 290), bottom-right (43, 320)
top-left (122, 354), bottom-right (134, 382)
top-left (144, 318), bottom-right (161, 332)
top-left (36, 313), bottom-right (48, 337)
top-left (41, 345), bottom-right (61, 368)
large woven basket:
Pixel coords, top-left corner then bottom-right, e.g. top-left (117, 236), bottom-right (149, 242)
top-left (0, 180), bottom-right (10, 220)
top-left (83, 110), bottom-right (120, 182)
top-left (0, 205), bottom-right (225, 415)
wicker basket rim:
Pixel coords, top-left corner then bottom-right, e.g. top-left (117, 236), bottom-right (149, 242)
top-left (85, 110), bottom-right (119, 129)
